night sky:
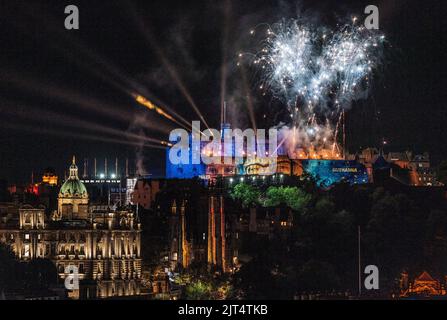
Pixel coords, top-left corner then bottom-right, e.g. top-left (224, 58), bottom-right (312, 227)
top-left (0, 0), bottom-right (445, 183)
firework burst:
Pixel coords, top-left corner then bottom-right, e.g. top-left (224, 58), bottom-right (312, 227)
top-left (251, 18), bottom-right (385, 159)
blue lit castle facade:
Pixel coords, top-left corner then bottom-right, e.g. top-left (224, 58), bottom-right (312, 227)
top-left (165, 124), bottom-right (368, 187)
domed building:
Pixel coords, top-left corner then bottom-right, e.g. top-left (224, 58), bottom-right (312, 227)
top-left (0, 157), bottom-right (143, 299)
top-left (57, 156), bottom-right (89, 220)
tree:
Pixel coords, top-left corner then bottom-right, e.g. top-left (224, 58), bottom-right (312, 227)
top-left (182, 275), bottom-right (233, 300)
top-left (185, 279), bottom-right (213, 300)
top-left (296, 260), bottom-right (341, 292)
top-left (0, 244), bottom-right (19, 291)
top-left (232, 256), bottom-right (287, 299)
top-left (24, 259), bottom-right (58, 290)
top-left (0, 244), bottom-right (58, 293)
top-left (264, 186), bottom-right (311, 211)
top-left (230, 183), bottom-right (261, 208)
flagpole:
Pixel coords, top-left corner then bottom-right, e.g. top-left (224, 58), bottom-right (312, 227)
top-left (358, 225), bottom-right (362, 298)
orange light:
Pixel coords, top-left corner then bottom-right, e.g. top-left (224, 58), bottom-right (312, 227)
top-left (135, 95), bottom-right (176, 122)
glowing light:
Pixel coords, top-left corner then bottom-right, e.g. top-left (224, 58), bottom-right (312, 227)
top-left (160, 140), bottom-right (173, 147)
top-left (253, 18), bottom-right (385, 159)
top-left (134, 94), bottom-right (177, 122)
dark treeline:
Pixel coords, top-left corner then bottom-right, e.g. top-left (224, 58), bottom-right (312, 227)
top-left (231, 178), bottom-right (447, 299)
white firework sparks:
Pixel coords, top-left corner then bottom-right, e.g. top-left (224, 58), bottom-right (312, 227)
top-left (252, 18), bottom-right (385, 159)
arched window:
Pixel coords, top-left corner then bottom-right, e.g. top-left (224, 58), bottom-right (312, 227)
top-left (58, 264), bottom-right (65, 273)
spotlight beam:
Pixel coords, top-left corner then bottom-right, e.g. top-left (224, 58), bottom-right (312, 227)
top-left (133, 94), bottom-right (191, 131)
top-left (9, 2), bottom-right (187, 132)
top-left (220, 0), bottom-right (231, 124)
top-left (3, 122), bottom-right (169, 150)
top-left (126, 3), bottom-right (211, 130)
top-left (1, 72), bottom-right (175, 135)
top-left (1, 101), bottom-right (171, 146)
top-left (239, 64), bottom-right (258, 130)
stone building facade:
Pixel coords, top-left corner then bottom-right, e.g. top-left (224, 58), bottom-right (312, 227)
top-left (0, 157), bottom-right (142, 299)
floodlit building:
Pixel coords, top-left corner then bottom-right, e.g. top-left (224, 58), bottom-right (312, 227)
top-left (131, 179), bottom-right (161, 210)
top-left (0, 157), bottom-right (142, 299)
top-left (400, 271), bottom-right (447, 298)
top-left (42, 168), bottom-right (58, 186)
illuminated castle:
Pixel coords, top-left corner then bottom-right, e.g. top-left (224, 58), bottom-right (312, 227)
top-left (0, 157), bottom-right (142, 299)
top-left (165, 123), bottom-right (368, 187)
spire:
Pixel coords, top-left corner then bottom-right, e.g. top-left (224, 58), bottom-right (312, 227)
top-left (69, 156), bottom-right (79, 179)
top-left (223, 101), bottom-right (227, 124)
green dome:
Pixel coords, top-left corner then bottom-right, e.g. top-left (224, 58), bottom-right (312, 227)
top-left (59, 179), bottom-right (88, 198)
top-left (59, 156), bottom-right (88, 198)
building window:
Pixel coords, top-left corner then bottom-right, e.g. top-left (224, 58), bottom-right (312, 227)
top-left (24, 244), bottom-right (30, 257)
top-left (58, 264), bottom-right (65, 273)
top-left (79, 263), bottom-right (84, 274)
top-left (25, 234), bottom-right (30, 240)
top-left (38, 234), bottom-right (41, 240)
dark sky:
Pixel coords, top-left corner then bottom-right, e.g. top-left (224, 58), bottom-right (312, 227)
top-left (0, 0), bottom-right (446, 183)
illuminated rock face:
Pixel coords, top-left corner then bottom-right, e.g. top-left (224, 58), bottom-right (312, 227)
top-left (301, 160), bottom-right (369, 187)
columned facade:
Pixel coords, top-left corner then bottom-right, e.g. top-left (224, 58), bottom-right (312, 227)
top-left (0, 158), bottom-right (142, 299)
